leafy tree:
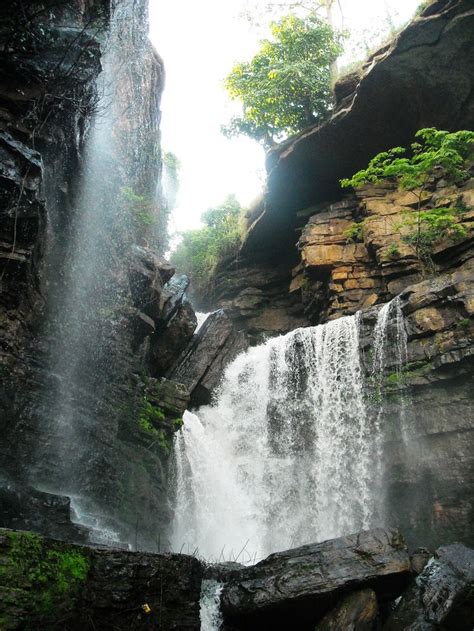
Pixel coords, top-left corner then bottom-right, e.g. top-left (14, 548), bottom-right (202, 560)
top-left (241, 1), bottom-right (342, 31)
top-left (223, 14), bottom-right (342, 147)
top-left (341, 128), bottom-right (474, 270)
top-left (171, 195), bottom-right (242, 305)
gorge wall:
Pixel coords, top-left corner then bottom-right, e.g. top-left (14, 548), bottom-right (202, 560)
top-left (0, 0), bottom-right (472, 560)
top-left (0, 0), bottom-right (197, 548)
top-left (176, 0), bottom-right (474, 550)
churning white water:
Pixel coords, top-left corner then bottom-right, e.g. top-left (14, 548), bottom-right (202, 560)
top-left (171, 307), bottom-right (408, 561)
top-left (200, 581), bottom-right (224, 631)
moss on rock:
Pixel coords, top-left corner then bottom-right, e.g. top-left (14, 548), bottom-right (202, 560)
top-left (0, 531), bottom-right (89, 629)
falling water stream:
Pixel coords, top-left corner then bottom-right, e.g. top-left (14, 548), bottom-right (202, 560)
top-left (172, 301), bottom-right (408, 569)
top-left (34, 0), bottom-right (163, 544)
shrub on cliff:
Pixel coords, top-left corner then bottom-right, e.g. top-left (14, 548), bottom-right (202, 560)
top-left (171, 195), bottom-right (242, 305)
top-left (341, 128), bottom-right (474, 270)
top-left (222, 14), bottom-right (342, 147)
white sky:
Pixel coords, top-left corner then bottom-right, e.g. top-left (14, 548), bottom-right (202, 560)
top-left (148, 0), bottom-right (421, 235)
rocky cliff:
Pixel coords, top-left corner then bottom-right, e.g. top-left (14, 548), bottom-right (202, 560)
top-left (208, 0), bottom-right (473, 337)
top-left (0, 0), bottom-right (197, 549)
top-left (183, 0), bottom-right (474, 549)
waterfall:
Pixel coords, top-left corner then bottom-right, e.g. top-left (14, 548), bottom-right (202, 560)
top-left (200, 581), bottom-right (224, 631)
top-left (171, 308), bottom-right (407, 561)
top-left (373, 297), bottom-right (407, 380)
top-left (32, 0), bottom-right (163, 541)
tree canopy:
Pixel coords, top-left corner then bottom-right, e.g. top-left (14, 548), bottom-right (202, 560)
top-left (171, 195), bottom-right (242, 306)
top-left (222, 14), bottom-right (342, 147)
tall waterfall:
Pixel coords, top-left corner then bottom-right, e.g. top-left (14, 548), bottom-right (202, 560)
top-left (33, 0), bottom-right (163, 542)
top-left (171, 306), bottom-right (407, 561)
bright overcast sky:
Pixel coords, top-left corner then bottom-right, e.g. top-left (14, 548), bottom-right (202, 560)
top-left (148, 0), bottom-right (421, 236)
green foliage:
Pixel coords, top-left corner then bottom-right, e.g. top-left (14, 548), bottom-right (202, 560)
top-left (384, 243), bottom-right (401, 260)
top-left (400, 206), bottom-right (467, 267)
top-left (341, 128), bottom-right (474, 269)
top-left (139, 397), bottom-right (165, 435)
top-left (163, 151), bottom-right (181, 172)
top-left (341, 128), bottom-right (474, 191)
top-left (343, 221), bottom-right (364, 243)
top-left (457, 318), bottom-right (471, 328)
top-left (385, 360), bottom-right (432, 388)
top-left (121, 186), bottom-right (156, 229)
top-left (222, 14), bottom-right (342, 146)
top-left (137, 394), bottom-right (175, 455)
top-left (171, 195), bottom-right (242, 305)
top-left (415, 0), bottom-right (433, 16)
top-left (0, 531), bottom-right (89, 620)
top-left (172, 418), bottom-right (184, 431)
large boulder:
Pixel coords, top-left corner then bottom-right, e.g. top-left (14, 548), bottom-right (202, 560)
top-left (384, 543), bottom-right (474, 630)
top-left (221, 529), bottom-right (411, 630)
top-left (168, 309), bottom-right (248, 406)
top-left (315, 588), bottom-right (378, 631)
top-left (0, 479), bottom-right (89, 543)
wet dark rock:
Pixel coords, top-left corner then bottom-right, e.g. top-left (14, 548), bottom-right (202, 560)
top-left (0, 527), bottom-right (204, 630)
top-left (128, 246), bottom-right (175, 321)
top-left (0, 0), bottom-right (195, 551)
top-left (383, 543), bottom-right (474, 630)
top-left (211, 253), bottom-right (309, 340)
top-left (315, 588), bottom-right (378, 631)
top-left (204, 562), bottom-right (245, 582)
top-left (128, 247), bottom-right (197, 369)
top-left (0, 479), bottom-right (89, 543)
top-left (160, 274), bottom-right (192, 323)
top-left (221, 529), bottom-right (410, 631)
top-left (150, 298), bottom-right (197, 375)
top-left (410, 548), bottom-right (432, 576)
top-left (168, 309), bottom-right (249, 406)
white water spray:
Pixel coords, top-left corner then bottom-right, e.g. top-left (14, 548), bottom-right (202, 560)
top-left (200, 581), bottom-right (224, 631)
top-left (171, 309), bottom-right (406, 561)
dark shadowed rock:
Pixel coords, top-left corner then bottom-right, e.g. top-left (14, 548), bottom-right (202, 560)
top-left (150, 299), bottom-right (197, 375)
top-left (383, 543), bottom-right (474, 630)
top-left (315, 588), bottom-right (378, 631)
top-left (128, 246), bottom-right (175, 321)
top-left (168, 309), bottom-right (248, 406)
top-left (0, 527), bottom-right (204, 630)
top-left (410, 547), bottom-right (431, 576)
top-left (0, 479), bottom-right (89, 543)
top-left (204, 561), bottom-right (245, 582)
top-left (221, 529), bottom-right (410, 631)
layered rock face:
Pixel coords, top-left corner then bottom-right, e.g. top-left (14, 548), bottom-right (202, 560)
top-left (209, 0), bottom-right (474, 339)
top-left (0, 0), bottom-right (196, 548)
top-left (246, 0), bottom-right (474, 256)
top-left (295, 177), bottom-right (473, 320)
top-left (199, 0), bottom-right (474, 551)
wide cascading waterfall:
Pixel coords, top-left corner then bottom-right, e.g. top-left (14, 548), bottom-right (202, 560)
top-left (171, 312), bottom-right (391, 561)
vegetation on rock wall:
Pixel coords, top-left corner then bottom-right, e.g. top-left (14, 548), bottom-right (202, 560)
top-left (171, 194), bottom-right (242, 304)
top-left (341, 128), bottom-right (474, 270)
top-left (0, 531), bottom-right (89, 628)
top-left (222, 14), bottom-right (342, 146)
top-left (135, 377), bottom-right (184, 456)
